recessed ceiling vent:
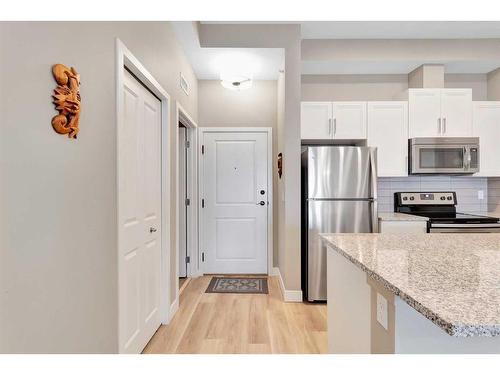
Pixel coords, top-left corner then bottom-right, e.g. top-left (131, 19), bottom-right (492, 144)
top-left (180, 72), bottom-right (189, 96)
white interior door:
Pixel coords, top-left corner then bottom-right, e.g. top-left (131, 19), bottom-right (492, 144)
top-left (119, 70), bottom-right (162, 354)
top-left (178, 126), bottom-right (187, 278)
top-left (202, 131), bottom-right (268, 274)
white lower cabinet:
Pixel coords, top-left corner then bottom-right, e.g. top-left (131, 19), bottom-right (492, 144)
top-left (378, 220), bottom-right (427, 234)
top-left (473, 101), bottom-right (500, 177)
top-left (367, 102), bottom-right (408, 177)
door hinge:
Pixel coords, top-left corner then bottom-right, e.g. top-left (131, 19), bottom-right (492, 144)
top-left (185, 198), bottom-right (190, 206)
top-left (201, 252), bottom-right (205, 262)
top-left (201, 198), bottom-right (205, 208)
top-left (185, 256), bottom-right (190, 264)
top-left (201, 145), bottom-right (205, 154)
top-left (186, 140), bottom-right (190, 148)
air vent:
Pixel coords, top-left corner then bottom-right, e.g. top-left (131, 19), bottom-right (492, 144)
top-left (180, 72), bottom-right (189, 96)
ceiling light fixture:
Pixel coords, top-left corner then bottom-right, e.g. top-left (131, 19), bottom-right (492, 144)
top-left (220, 73), bottom-right (253, 91)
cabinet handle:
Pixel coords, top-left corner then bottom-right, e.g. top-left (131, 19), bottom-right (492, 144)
top-left (443, 118), bottom-right (446, 134)
top-left (328, 118), bottom-right (332, 135)
top-left (333, 118), bottom-right (337, 135)
top-left (437, 118), bottom-right (442, 134)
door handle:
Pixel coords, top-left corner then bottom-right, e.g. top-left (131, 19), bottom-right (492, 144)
top-left (149, 227), bottom-right (157, 233)
top-left (257, 201), bottom-right (266, 206)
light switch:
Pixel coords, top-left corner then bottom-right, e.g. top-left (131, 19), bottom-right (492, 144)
top-left (376, 293), bottom-right (388, 330)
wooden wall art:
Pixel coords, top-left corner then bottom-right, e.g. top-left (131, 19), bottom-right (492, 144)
top-left (51, 64), bottom-right (81, 139)
top-left (277, 152), bottom-right (283, 179)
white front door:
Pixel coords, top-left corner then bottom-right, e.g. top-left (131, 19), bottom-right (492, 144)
top-left (119, 70), bottom-right (162, 353)
top-left (202, 131), bottom-right (268, 274)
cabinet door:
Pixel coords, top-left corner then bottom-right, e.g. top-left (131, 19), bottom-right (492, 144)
top-left (473, 102), bottom-right (500, 177)
top-left (332, 102), bottom-right (367, 140)
top-left (408, 89), bottom-right (442, 138)
top-left (367, 102), bottom-right (408, 177)
top-left (440, 89), bottom-right (472, 137)
top-left (301, 102), bottom-right (332, 139)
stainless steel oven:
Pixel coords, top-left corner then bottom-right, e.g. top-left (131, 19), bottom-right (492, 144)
top-left (409, 137), bottom-right (479, 175)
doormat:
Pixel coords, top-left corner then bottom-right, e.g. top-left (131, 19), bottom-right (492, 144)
top-left (205, 277), bottom-right (268, 294)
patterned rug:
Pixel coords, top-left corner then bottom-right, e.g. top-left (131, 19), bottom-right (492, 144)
top-left (205, 277), bottom-right (268, 294)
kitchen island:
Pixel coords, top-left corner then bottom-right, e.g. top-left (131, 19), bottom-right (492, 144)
top-left (322, 233), bottom-right (500, 354)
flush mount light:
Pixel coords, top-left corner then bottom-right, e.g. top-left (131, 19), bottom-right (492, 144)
top-left (220, 73), bottom-right (253, 91)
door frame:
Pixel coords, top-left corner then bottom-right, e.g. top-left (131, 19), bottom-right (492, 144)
top-left (115, 39), bottom-right (171, 353)
top-left (198, 127), bottom-right (273, 275)
top-left (174, 103), bottom-right (199, 306)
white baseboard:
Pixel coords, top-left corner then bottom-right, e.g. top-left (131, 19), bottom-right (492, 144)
top-left (274, 267), bottom-right (303, 302)
top-left (269, 266), bottom-right (279, 276)
top-left (168, 297), bottom-right (179, 323)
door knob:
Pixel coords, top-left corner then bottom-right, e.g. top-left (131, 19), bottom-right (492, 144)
top-left (149, 227), bottom-right (157, 233)
top-left (257, 201), bottom-right (266, 206)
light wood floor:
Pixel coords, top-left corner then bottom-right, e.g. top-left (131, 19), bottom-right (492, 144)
top-left (143, 276), bottom-right (327, 354)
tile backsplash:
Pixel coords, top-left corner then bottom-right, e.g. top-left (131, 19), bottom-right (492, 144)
top-left (378, 176), bottom-right (489, 214)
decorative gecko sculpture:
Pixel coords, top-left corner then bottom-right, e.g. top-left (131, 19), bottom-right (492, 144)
top-left (51, 64), bottom-right (81, 139)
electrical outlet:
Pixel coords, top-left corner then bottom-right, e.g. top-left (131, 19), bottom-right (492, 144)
top-left (376, 293), bottom-right (388, 330)
top-left (478, 190), bottom-right (484, 200)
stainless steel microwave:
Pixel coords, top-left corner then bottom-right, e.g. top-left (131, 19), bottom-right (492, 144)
top-left (409, 137), bottom-right (479, 175)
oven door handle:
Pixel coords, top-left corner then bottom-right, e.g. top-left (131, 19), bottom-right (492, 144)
top-left (431, 223), bottom-right (500, 228)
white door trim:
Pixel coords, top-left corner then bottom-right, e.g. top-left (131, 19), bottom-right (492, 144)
top-left (116, 39), bottom-right (171, 353)
top-left (198, 127), bottom-right (273, 275)
top-left (174, 103), bottom-right (200, 308)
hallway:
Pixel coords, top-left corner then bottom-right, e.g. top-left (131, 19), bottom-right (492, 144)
top-left (143, 276), bottom-right (327, 354)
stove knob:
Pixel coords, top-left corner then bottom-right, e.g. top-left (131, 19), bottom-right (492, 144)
top-left (409, 196), bottom-right (415, 201)
top-left (447, 196), bottom-right (453, 201)
top-left (440, 196), bottom-right (446, 200)
top-left (402, 197), bottom-right (408, 201)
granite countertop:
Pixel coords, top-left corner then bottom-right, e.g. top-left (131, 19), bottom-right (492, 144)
top-left (321, 233), bottom-right (500, 337)
top-left (378, 212), bottom-right (429, 222)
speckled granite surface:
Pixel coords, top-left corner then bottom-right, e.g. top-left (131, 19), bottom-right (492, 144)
top-left (321, 233), bottom-right (500, 337)
top-left (378, 212), bottom-right (429, 222)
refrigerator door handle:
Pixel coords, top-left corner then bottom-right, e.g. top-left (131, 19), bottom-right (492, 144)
top-left (369, 148), bottom-right (378, 233)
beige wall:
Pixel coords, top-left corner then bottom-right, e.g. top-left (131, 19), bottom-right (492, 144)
top-left (199, 23), bottom-right (303, 294)
top-left (301, 73), bottom-right (488, 101)
top-left (487, 68), bottom-right (500, 100)
top-left (198, 80), bottom-right (279, 266)
top-left (408, 64), bottom-right (444, 89)
top-left (0, 21), bottom-right (197, 353)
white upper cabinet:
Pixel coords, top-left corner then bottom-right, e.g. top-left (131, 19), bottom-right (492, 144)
top-left (301, 102), bottom-right (332, 139)
top-left (408, 89), bottom-right (441, 138)
top-left (367, 102), bottom-right (408, 177)
top-left (332, 102), bottom-right (367, 140)
top-left (408, 88), bottom-right (472, 138)
top-left (440, 89), bottom-right (473, 137)
top-left (473, 102), bottom-right (500, 177)
top-left (301, 101), bottom-right (367, 140)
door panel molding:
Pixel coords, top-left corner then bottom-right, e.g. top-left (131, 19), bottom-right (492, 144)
top-left (198, 127), bottom-right (273, 275)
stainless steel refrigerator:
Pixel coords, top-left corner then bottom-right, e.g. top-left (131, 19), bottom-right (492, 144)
top-left (301, 146), bottom-right (378, 302)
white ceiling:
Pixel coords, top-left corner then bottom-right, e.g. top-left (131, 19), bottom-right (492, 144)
top-left (201, 21), bottom-right (500, 39)
top-left (177, 22), bottom-right (500, 78)
top-left (302, 60), bottom-right (500, 75)
top-left (172, 22), bottom-right (284, 80)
